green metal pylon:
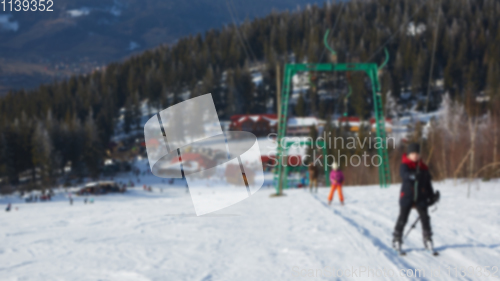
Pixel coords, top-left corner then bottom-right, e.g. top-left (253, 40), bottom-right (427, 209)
top-left (274, 62), bottom-right (391, 194)
top-left (274, 31), bottom-right (391, 193)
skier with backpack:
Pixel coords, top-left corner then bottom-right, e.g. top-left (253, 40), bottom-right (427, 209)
top-left (392, 143), bottom-right (440, 255)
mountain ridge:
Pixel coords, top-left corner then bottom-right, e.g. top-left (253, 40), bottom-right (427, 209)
top-left (0, 0), bottom-right (328, 95)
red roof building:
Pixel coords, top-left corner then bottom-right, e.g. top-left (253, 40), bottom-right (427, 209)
top-left (229, 114), bottom-right (278, 137)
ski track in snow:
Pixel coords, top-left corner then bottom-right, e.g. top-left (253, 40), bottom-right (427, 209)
top-left (310, 192), bottom-right (418, 276)
top-left (0, 178), bottom-right (499, 280)
top-left (309, 183), bottom-right (500, 281)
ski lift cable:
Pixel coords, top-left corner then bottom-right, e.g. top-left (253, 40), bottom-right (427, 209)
top-left (366, 0), bottom-right (429, 63)
top-left (225, 0), bottom-right (255, 63)
top-left (229, 0), bottom-right (258, 63)
top-left (324, 27), bottom-right (353, 118)
top-left (422, 5), bottom-right (441, 122)
top-left (225, 0), bottom-right (252, 61)
top-left (414, 1), bottom-right (442, 201)
top-left (321, 3), bottom-right (346, 116)
top-left (319, 0), bottom-right (347, 63)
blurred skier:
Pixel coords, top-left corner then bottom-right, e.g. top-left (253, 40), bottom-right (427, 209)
top-left (308, 163), bottom-right (319, 193)
top-left (393, 143), bottom-right (438, 253)
top-left (328, 162), bottom-right (344, 205)
top-left (5, 203), bottom-right (11, 212)
top-left (300, 172), bottom-right (307, 188)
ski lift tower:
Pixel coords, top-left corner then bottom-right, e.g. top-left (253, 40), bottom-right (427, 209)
top-left (274, 30), bottom-right (391, 195)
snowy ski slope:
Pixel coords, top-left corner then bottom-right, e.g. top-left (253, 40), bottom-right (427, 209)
top-left (1, 179), bottom-right (499, 280)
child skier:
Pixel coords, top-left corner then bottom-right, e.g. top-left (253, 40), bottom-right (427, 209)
top-left (393, 143), bottom-right (438, 253)
top-left (328, 162), bottom-right (344, 205)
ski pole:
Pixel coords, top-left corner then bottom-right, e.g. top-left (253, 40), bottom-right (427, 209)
top-left (404, 216), bottom-right (420, 239)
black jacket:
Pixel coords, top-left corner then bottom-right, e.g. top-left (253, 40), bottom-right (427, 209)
top-left (399, 162), bottom-right (434, 208)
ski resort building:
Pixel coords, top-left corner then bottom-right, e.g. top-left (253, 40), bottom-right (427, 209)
top-left (229, 114), bottom-right (278, 137)
top-left (286, 117), bottom-right (326, 136)
top-left (333, 117), bottom-right (393, 133)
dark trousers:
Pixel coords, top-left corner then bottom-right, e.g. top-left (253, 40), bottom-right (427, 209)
top-left (394, 204), bottom-right (432, 241)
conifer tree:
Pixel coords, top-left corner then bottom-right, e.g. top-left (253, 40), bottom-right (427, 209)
top-left (83, 110), bottom-right (102, 179)
top-left (32, 122), bottom-right (53, 187)
top-left (295, 93), bottom-right (305, 117)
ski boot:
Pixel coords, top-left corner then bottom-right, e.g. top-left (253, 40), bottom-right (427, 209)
top-left (423, 237), bottom-right (439, 256)
top-left (392, 234), bottom-right (405, 256)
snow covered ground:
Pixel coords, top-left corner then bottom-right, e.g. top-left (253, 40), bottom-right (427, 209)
top-left (1, 178), bottom-right (499, 280)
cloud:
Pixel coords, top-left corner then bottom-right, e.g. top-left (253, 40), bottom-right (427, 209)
top-left (66, 4), bottom-right (121, 18)
top-left (128, 41), bottom-right (140, 51)
top-left (67, 7), bottom-right (91, 18)
top-left (0, 15), bottom-right (19, 32)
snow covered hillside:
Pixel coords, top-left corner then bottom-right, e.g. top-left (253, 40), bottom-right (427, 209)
top-left (1, 179), bottom-right (499, 280)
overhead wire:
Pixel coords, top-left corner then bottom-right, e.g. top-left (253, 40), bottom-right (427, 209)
top-left (319, 0), bottom-right (347, 63)
top-left (422, 4), bottom-right (441, 119)
top-left (225, 0), bottom-right (257, 63)
top-left (414, 0), bottom-right (442, 201)
top-left (229, 0), bottom-right (258, 62)
top-left (320, 1), bottom-right (347, 118)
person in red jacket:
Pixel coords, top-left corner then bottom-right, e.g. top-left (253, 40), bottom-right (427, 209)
top-left (393, 143), bottom-right (438, 251)
top-left (328, 162), bottom-right (344, 205)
